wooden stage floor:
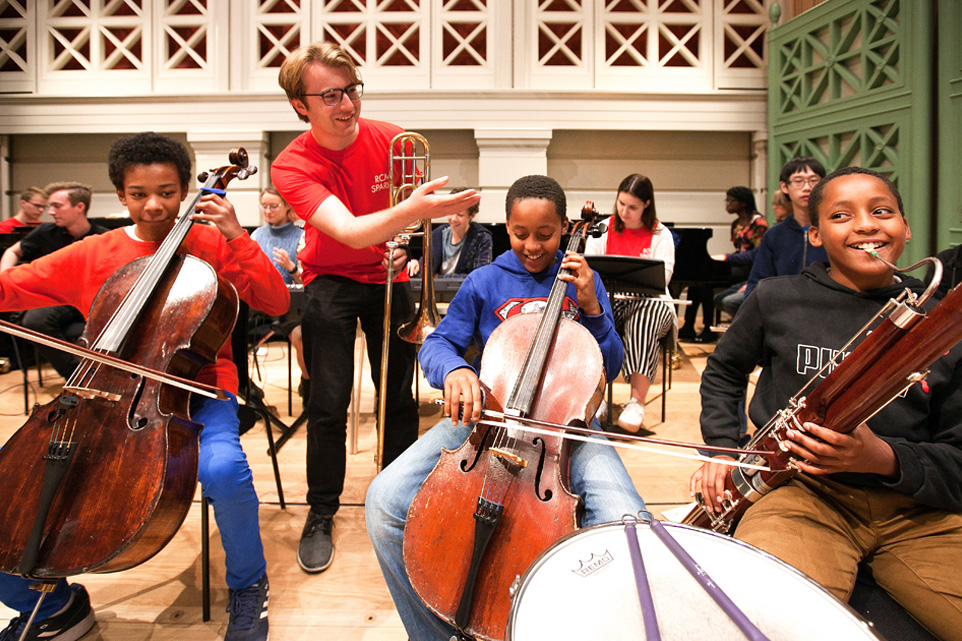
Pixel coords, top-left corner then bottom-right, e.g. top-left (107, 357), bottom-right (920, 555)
top-left (0, 337), bottom-right (721, 639)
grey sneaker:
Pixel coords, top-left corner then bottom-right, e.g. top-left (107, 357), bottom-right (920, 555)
top-left (297, 511), bottom-right (334, 573)
top-left (225, 574), bottom-right (269, 641)
top-left (0, 584), bottom-right (95, 641)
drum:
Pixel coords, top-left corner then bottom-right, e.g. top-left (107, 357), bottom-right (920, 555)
top-left (507, 521), bottom-right (882, 640)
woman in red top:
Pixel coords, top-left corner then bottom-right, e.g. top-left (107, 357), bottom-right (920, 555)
top-left (585, 173), bottom-right (675, 432)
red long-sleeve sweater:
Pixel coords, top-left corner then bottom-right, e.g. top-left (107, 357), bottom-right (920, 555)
top-left (0, 225), bottom-right (290, 394)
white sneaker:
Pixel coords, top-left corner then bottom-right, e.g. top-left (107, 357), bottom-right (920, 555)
top-left (595, 400), bottom-right (608, 422)
top-left (617, 398), bottom-right (646, 432)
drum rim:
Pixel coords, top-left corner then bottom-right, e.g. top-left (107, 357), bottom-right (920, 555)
top-left (505, 518), bottom-right (885, 640)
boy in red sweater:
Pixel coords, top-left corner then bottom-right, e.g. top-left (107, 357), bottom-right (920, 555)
top-left (0, 132), bottom-right (288, 641)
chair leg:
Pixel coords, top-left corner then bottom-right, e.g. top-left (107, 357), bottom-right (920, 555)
top-left (11, 338), bottom-right (29, 415)
top-left (287, 338), bottom-right (293, 417)
top-left (253, 405), bottom-right (286, 509)
top-left (201, 496), bottom-right (210, 622)
top-left (661, 347), bottom-right (668, 421)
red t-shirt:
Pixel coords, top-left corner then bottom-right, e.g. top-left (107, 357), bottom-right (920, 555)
top-left (605, 225), bottom-right (655, 257)
top-left (0, 218), bottom-right (33, 234)
top-left (0, 226), bottom-right (290, 394)
top-left (271, 119), bottom-right (409, 286)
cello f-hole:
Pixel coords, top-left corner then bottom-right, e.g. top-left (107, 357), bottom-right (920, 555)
top-left (532, 436), bottom-right (552, 502)
top-left (461, 424), bottom-right (495, 473)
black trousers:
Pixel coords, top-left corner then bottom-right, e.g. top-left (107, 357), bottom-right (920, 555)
top-left (21, 305), bottom-right (84, 379)
top-left (301, 275), bottom-right (419, 515)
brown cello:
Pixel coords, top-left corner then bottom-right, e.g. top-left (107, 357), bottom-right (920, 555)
top-left (0, 149), bottom-right (254, 579)
top-left (403, 205), bottom-right (607, 641)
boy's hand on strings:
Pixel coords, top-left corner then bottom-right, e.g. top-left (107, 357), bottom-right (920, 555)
top-left (558, 251), bottom-right (601, 316)
top-left (689, 456), bottom-right (735, 514)
top-left (191, 193), bottom-right (244, 241)
top-left (443, 367), bottom-right (482, 426)
top-left (785, 422), bottom-right (898, 478)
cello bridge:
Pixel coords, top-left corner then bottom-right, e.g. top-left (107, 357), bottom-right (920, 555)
top-left (64, 386), bottom-right (121, 402)
top-left (490, 447), bottom-right (527, 469)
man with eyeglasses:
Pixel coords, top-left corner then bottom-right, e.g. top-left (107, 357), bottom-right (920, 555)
top-left (271, 41), bottom-right (480, 575)
top-left (0, 187), bottom-right (47, 234)
top-left (742, 157), bottom-right (829, 301)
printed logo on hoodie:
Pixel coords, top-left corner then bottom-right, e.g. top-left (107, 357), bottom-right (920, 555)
top-left (494, 296), bottom-right (580, 323)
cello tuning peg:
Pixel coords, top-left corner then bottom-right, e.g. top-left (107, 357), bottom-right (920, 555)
top-left (197, 171), bottom-right (210, 182)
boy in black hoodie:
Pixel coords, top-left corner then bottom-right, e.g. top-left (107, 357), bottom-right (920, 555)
top-left (690, 167), bottom-right (962, 640)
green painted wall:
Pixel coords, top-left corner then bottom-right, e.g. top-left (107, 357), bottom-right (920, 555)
top-left (768, 0), bottom-right (933, 264)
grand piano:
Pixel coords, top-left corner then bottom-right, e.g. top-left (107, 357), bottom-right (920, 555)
top-left (667, 227), bottom-right (732, 299)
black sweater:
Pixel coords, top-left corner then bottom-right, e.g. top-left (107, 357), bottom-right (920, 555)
top-left (700, 263), bottom-right (962, 512)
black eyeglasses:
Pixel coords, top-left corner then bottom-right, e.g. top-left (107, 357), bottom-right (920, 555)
top-left (302, 84), bottom-right (364, 106)
top-left (26, 201), bottom-right (46, 209)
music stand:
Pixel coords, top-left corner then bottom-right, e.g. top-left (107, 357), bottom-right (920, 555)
top-left (586, 255), bottom-right (666, 297)
top-left (586, 255), bottom-right (667, 432)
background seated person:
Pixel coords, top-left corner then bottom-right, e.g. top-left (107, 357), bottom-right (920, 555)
top-left (407, 188), bottom-right (493, 278)
top-left (251, 186), bottom-right (308, 395)
top-left (709, 186), bottom-right (769, 320)
top-left (0, 182), bottom-right (107, 379)
top-left (743, 157), bottom-right (828, 299)
top-left (584, 173), bottom-right (674, 433)
top-left (0, 187), bottom-right (47, 234)
top-left (691, 167), bottom-right (962, 641)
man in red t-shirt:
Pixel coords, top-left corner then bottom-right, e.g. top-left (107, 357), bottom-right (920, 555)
top-left (271, 41), bottom-right (479, 575)
top-left (0, 187), bottom-right (46, 234)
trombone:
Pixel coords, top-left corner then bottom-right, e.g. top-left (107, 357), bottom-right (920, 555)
top-left (376, 132), bottom-right (440, 471)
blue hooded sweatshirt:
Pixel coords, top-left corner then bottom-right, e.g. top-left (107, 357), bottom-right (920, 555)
top-left (744, 214), bottom-right (828, 296)
top-left (418, 249), bottom-right (624, 391)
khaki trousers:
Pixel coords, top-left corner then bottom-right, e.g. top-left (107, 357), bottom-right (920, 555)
top-left (735, 474), bottom-right (962, 641)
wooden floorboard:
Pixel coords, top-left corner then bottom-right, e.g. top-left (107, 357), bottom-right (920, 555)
top-left (0, 336), bottom-right (722, 639)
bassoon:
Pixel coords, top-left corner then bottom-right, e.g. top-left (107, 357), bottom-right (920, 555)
top-left (682, 256), bottom-right (962, 532)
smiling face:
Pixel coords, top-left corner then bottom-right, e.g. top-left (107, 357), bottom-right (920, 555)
top-left (615, 190), bottom-right (649, 230)
top-left (507, 197), bottom-right (567, 274)
top-left (809, 172), bottom-right (910, 292)
top-left (291, 62), bottom-right (361, 151)
top-left (116, 163), bottom-right (188, 242)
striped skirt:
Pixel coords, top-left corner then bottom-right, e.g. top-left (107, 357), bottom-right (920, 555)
top-left (612, 297), bottom-right (675, 382)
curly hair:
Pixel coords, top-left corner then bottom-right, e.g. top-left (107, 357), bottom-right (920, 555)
top-left (505, 175), bottom-right (566, 222)
top-left (108, 132), bottom-right (192, 191)
top-left (808, 166), bottom-right (904, 228)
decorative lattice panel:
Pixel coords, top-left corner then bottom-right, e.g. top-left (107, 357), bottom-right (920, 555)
top-left (160, 0), bottom-right (210, 72)
top-left (255, 0), bottom-right (303, 70)
top-left (44, 0), bottom-right (146, 73)
top-left (0, 1), bottom-right (30, 74)
top-left (775, 121), bottom-right (900, 186)
top-left (715, 0), bottom-right (769, 89)
top-left (772, 0), bottom-right (900, 117)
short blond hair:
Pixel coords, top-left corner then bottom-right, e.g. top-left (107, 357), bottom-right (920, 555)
top-left (278, 42), bottom-right (362, 123)
top-left (43, 181), bottom-right (92, 213)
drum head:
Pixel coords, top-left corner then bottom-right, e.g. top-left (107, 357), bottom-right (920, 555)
top-left (507, 521), bottom-right (881, 641)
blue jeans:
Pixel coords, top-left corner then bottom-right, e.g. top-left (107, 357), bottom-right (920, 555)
top-left (0, 393), bottom-right (266, 617)
top-left (365, 418), bottom-right (646, 640)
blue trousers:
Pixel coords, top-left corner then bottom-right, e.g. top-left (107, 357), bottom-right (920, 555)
top-left (0, 393), bottom-right (266, 618)
top-left (365, 418), bottom-right (646, 640)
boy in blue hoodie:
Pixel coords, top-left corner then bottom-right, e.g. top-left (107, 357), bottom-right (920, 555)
top-left (366, 175), bottom-right (646, 640)
top-left (743, 157), bottom-right (828, 298)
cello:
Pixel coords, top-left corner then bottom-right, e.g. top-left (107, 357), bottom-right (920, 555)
top-left (403, 204), bottom-right (607, 641)
top-left (0, 149), bottom-right (255, 579)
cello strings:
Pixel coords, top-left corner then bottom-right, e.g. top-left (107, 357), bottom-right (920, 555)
top-left (477, 417), bottom-right (772, 472)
